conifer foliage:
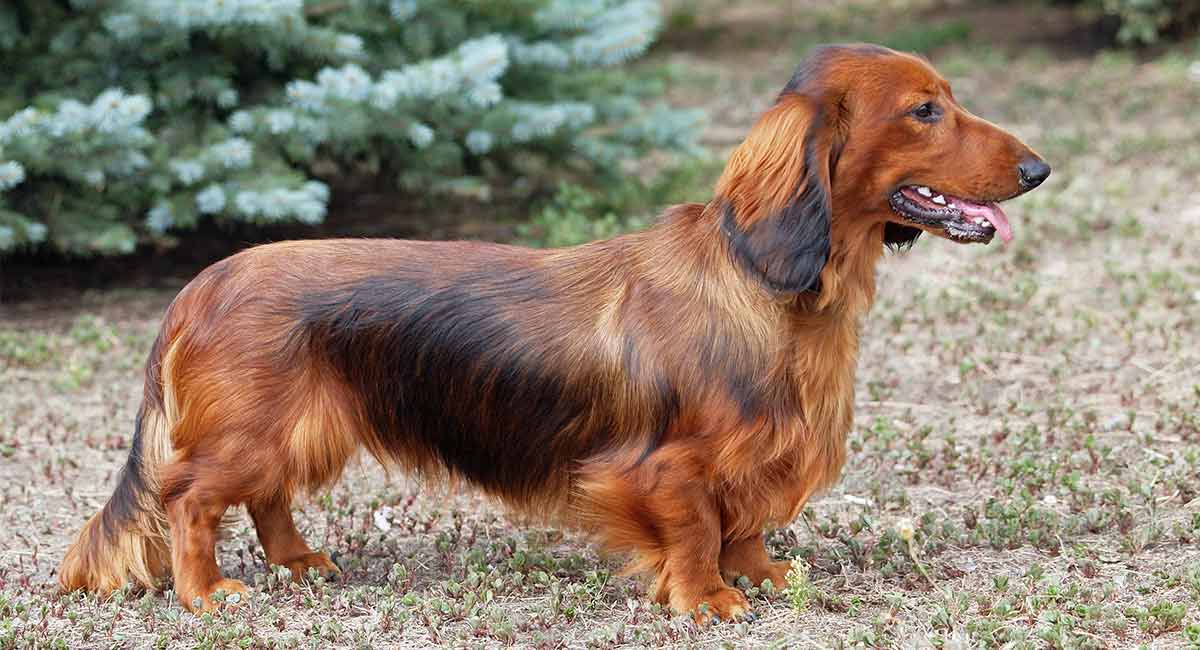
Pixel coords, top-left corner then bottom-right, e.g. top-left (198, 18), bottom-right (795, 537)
top-left (0, 0), bottom-right (702, 255)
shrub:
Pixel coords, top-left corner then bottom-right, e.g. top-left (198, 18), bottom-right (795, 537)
top-left (0, 0), bottom-right (703, 256)
top-left (1054, 0), bottom-right (1200, 45)
top-left (517, 157), bottom-right (720, 247)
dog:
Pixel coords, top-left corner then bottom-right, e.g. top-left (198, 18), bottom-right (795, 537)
top-left (58, 43), bottom-right (1048, 621)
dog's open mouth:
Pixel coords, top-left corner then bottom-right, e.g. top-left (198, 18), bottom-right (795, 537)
top-left (888, 186), bottom-right (1012, 244)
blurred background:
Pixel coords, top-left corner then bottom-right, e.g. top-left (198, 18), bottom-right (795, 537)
top-left (0, 0), bottom-right (1196, 299)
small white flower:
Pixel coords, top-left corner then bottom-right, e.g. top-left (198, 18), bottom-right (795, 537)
top-left (896, 518), bottom-right (915, 542)
top-left (374, 506), bottom-right (393, 532)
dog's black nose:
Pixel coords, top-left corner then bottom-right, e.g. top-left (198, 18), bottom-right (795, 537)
top-left (1018, 157), bottom-right (1051, 189)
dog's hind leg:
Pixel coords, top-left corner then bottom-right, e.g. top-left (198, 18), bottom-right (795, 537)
top-left (248, 498), bottom-right (340, 582)
top-left (161, 458), bottom-right (248, 612)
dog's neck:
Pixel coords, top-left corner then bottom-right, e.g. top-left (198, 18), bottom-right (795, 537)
top-left (668, 201), bottom-right (885, 319)
top-left (808, 217), bottom-right (886, 317)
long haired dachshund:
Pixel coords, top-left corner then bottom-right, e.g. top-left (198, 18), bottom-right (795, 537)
top-left (59, 44), bottom-right (1049, 620)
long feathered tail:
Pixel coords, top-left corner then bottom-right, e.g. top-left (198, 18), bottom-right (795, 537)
top-left (58, 336), bottom-right (176, 595)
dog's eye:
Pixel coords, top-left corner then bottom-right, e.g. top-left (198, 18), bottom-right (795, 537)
top-left (910, 102), bottom-right (941, 123)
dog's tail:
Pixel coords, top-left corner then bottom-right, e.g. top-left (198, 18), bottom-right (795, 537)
top-left (58, 335), bottom-right (177, 595)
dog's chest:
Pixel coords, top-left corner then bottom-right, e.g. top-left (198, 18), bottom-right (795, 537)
top-left (777, 316), bottom-right (861, 503)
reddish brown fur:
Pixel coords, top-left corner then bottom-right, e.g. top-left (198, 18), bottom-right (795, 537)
top-left (58, 45), bottom-right (1046, 621)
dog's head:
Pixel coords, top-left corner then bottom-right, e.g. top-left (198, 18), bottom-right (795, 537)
top-left (716, 44), bottom-right (1049, 295)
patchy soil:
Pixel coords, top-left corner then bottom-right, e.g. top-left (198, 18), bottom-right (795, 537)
top-left (3, 1), bottom-right (1200, 647)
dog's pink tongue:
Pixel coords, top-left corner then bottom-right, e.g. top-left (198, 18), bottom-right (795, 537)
top-left (958, 200), bottom-right (1012, 243)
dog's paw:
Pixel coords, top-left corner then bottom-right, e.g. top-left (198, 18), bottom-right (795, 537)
top-left (689, 586), bottom-right (753, 625)
top-left (181, 578), bottom-right (249, 613)
top-left (279, 551), bottom-right (342, 582)
top-left (757, 560), bottom-right (792, 592)
top-left (726, 560), bottom-right (792, 593)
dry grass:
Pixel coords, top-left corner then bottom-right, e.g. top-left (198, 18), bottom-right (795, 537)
top-left (3, 2), bottom-right (1200, 648)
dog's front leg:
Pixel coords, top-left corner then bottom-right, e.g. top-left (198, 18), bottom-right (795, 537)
top-left (651, 501), bottom-right (752, 624)
top-left (578, 445), bottom-right (752, 623)
top-left (719, 534), bottom-right (791, 589)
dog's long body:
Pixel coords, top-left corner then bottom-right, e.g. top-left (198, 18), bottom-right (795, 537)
top-left (59, 44), bottom-right (1048, 620)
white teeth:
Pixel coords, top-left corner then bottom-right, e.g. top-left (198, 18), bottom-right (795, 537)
top-left (974, 217), bottom-right (986, 226)
top-left (917, 186), bottom-right (933, 197)
top-left (948, 202), bottom-right (957, 209)
top-left (932, 194), bottom-right (946, 205)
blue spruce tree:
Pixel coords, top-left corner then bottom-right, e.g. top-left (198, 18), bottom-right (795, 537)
top-left (0, 0), bottom-right (703, 255)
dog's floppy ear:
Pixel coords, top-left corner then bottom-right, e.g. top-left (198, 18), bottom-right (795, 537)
top-left (716, 94), bottom-right (840, 295)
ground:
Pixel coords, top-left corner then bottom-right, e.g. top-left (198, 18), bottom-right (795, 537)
top-left (3, 1), bottom-right (1200, 648)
